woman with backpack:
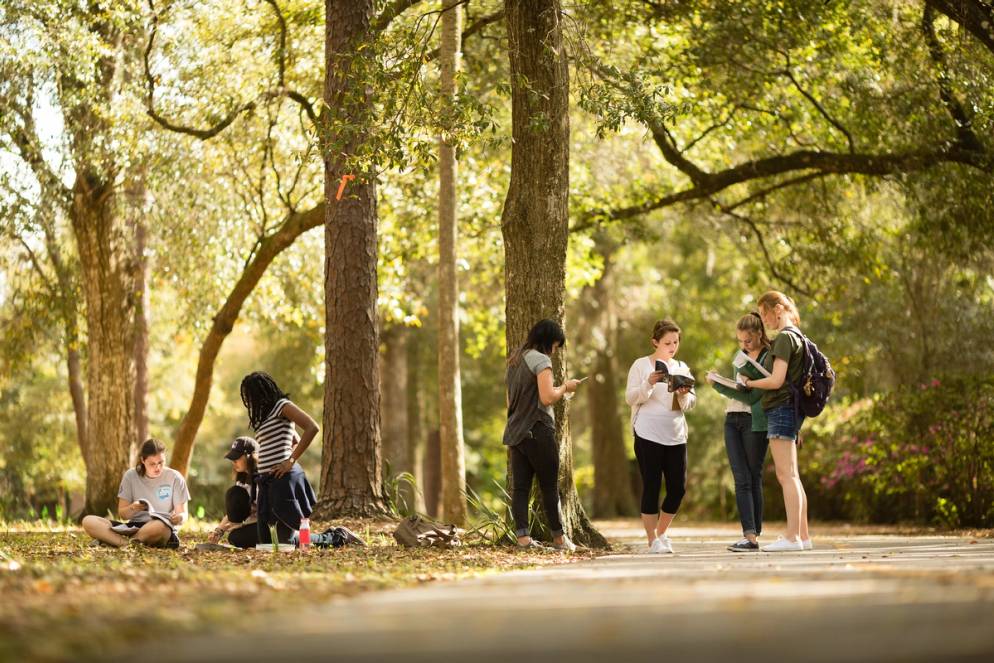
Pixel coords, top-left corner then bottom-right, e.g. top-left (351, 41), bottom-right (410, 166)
top-left (706, 312), bottom-right (771, 552)
top-left (739, 291), bottom-right (811, 552)
top-left (625, 319), bottom-right (697, 554)
top-left (503, 319), bottom-right (582, 552)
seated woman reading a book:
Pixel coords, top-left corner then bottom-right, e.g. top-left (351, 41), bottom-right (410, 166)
top-left (81, 438), bottom-right (190, 548)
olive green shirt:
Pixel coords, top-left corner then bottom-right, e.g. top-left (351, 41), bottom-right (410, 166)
top-left (760, 329), bottom-right (804, 411)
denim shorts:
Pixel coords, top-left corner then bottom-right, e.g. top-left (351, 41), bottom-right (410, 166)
top-left (765, 405), bottom-right (804, 442)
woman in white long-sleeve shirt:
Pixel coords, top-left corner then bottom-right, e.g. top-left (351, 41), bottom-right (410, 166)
top-left (626, 319), bottom-right (696, 554)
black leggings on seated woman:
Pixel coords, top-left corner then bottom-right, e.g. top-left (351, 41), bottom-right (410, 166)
top-left (510, 422), bottom-right (564, 538)
top-left (634, 433), bottom-right (687, 515)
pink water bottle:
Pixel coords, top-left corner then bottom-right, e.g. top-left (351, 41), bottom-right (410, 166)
top-left (299, 518), bottom-right (311, 549)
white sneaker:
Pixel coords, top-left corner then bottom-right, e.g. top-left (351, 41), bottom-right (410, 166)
top-left (657, 534), bottom-right (674, 554)
top-left (648, 537), bottom-right (666, 554)
top-left (761, 536), bottom-right (804, 552)
top-left (801, 538), bottom-right (814, 551)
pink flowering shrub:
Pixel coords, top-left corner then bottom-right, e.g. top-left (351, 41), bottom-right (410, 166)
top-left (799, 377), bottom-right (994, 527)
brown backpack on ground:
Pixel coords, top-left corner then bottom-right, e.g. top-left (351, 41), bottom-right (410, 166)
top-left (393, 515), bottom-right (462, 548)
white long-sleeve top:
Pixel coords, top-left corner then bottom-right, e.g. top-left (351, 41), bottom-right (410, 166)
top-left (626, 356), bottom-right (697, 446)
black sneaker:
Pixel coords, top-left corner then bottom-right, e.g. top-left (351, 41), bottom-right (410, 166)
top-left (336, 526), bottom-right (366, 547)
top-left (322, 526), bottom-right (366, 547)
top-left (727, 538), bottom-right (759, 552)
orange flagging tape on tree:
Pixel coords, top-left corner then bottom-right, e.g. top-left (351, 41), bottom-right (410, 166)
top-left (336, 174), bottom-right (355, 201)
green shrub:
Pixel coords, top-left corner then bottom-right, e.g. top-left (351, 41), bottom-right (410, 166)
top-left (802, 377), bottom-right (994, 527)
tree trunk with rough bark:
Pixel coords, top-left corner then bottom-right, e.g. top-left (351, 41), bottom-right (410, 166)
top-left (438, 0), bottom-right (468, 526)
top-left (586, 261), bottom-right (636, 518)
top-left (71, 177), bottom-right (137, 517)
top-left (423, 428), bottom-right (442, 518)
top-left (316, 0), bottom-right (387, 517)
top-left (130, 182), bottom-right (150, 446)
top-left (380, 325), bottom-right (417, 512)
top-left (501, 0), bottom-right (606, 547)
top-left (407, 326), bottom-right (428, 514)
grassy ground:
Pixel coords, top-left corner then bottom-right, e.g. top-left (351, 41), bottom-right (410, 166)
top-left (0, 518), bottom-right (594, 663)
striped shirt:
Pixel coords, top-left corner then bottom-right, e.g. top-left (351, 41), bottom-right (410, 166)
top-left (255, 398), bottom-right (296, 473)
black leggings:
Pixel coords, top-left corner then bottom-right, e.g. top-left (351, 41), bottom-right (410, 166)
top-left (509, 422), bottom-right (563, 538)
top-left (227, 521), bottom-right (294, 549)
top-left (634, 433), bottom-right (687, 515)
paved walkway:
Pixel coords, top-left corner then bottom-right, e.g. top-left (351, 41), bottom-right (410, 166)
top-left (168, 524), bottom-right (994, 662)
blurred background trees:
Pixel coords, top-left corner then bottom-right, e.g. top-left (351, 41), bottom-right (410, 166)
top-left (1, 0), bottom-right (991, 527)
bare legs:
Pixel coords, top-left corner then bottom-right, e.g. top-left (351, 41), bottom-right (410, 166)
top-left (769, 438), bottom-right (809, 542)
top-left (81, 515), bottom-right (171, 548)
top-left (641, 511), bottom-right (675, 545)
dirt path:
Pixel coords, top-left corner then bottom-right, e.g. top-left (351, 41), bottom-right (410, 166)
top-left (161, 523), bottom-right (994, 662)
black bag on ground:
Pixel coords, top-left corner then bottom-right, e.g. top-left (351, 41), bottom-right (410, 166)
top-left (782, 326), bottom-right (836, 418)
top-left (393, 516), bottom-right (461, 548)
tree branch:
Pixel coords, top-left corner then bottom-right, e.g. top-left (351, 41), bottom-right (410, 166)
top-left (781, 51), bottom-right (855, 153)
top-left (578, 146), bottom-right (992, 231)
top-left (708, 199), bottom-right (814, 297)
top-left (424, 8), bottom-right (504, 62)
top-left (925, 0), bottom-right (994, 56)
top-left (372, 0), bottom-right (432, 35)
top-left (170, 202), bottom-right (326, 475)
top-left (724, 172), bottom-right (827, 211)
top-left (144, 0), bottom-right (317, 139)
top-left (922, 4), bottom-right (984, 153)
top-left (2, 91), bottom-right (72, 204)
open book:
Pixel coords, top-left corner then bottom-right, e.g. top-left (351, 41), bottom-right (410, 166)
top-left (111, 499), bottom-right (174, 534)
top-left (707, 371), bottom-right (746, 391)
top-left (732, 350), bottom-right (771, 377)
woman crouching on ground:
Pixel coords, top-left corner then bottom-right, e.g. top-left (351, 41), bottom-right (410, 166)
top-left (208, 435), bottom-right (363, 549)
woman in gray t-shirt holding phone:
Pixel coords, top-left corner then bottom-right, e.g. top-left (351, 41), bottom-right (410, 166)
top-left (82, 438), bottom-right (190, 548)
top-left (503, 319), bottom-right (583, 551)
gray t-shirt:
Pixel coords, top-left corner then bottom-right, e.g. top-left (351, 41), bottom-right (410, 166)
top-left (117, 467), bottom-right (191, 529)
top-left (502, 349), bottom-right (555, 446)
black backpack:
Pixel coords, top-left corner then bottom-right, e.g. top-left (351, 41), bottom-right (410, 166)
top-left (782, 327), bottom-right (836, 418)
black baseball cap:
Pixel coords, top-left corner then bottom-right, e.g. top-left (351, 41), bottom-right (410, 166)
top-left (224, 436), bottom-right (258, 461)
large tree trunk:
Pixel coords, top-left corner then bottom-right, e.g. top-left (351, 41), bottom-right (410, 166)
top-left (423, 429), bottom-right (442, 518)
top-left (438, 0), bottom-right (468, 526)
top-left (587, 261), bottom-right (636, 518)
top-left (170, 204), bottom-right (324, 476)
top-left (501, 0), bottom-right (605, 547)
top-left (70, 177), bottom-right (137, 517)
top-left (131, 193), bottom-right (150, 446)
top-left (407, 326), bottom-right (429, 514)
top-left (317, 0), bottom-right (387, 517)
top-left (380, 325), bottom-right (417, 512)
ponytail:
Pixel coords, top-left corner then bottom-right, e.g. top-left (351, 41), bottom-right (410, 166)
top-left (737, 311), bottom-right (771, 349)
top-left (758, 290), bottom-right (801, 327)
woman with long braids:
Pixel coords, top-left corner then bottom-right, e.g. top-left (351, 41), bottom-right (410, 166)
top-left (240, 371), bottom-right (321, 547)
top-left (208, 435), bottom-right (363, 549)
